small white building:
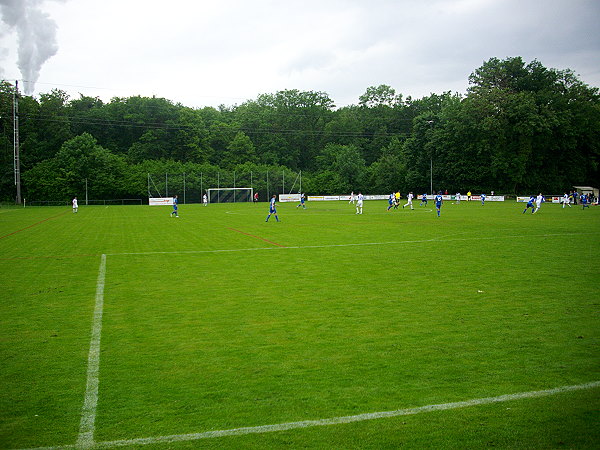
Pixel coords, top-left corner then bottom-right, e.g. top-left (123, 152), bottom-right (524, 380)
top-left (573, 186), bottom-right (598, 197)
top-left (573, 186), bottom-right (598, 204)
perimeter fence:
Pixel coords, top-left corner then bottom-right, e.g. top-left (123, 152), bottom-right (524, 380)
top-left (147, 170), bottom-right (303, 204)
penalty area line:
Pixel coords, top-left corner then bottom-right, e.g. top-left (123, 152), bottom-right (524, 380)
top-left (20, 380), bottom-right (600, 449)
top-left (76, 254), bottom-right (107, 448)
top-left (104, 232), bottom-right (579, 257)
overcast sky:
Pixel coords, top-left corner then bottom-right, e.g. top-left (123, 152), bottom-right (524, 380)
top-left (1, 0), bottom-right (599, 108)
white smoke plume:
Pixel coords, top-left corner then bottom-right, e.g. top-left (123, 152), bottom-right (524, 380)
top-left (0, 0), bottom-right (59, 94)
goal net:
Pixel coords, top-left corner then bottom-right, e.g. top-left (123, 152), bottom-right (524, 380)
top-left (207, 188), bottom-right (253, 203)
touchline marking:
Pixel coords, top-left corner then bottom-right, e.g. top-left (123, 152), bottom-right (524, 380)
top-left (226, 227), bottom-right (286, 247)
top-left (0, 253), bottom-right (99, 261)
top-left (77, 254), bottom-right (107, 448)
top-left (20, 381), bottom-right (600, 450)
top-left (106, 232), bottom-right (577, 257)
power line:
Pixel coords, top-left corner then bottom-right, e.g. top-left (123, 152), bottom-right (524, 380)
top-left (12, 113), bottom-right (410, 138)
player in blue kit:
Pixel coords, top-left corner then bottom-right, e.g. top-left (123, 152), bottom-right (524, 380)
top-left (296, 193), bottom-right (306, 209)
top-left (266, 195), bottom-right (280, 222)
top-left (522, 195), bottom-right (536, 214)
top-left (435, 192), bottom-right (443, 217)
top-left (581, 194), bottom-right (590, 209)
top-left (387, 192), bottom-right (395, 211)
top-left (481, 193), bottom-right (486, 206)
top-left (420, 193), bottom-right (428, 206)
top-left (170, 195), bottom-right (179, 217)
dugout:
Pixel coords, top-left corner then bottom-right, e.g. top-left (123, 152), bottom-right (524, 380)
top-left (573, 186), bottom-right (598, 199)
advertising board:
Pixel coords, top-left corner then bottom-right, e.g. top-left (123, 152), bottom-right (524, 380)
top-left (149, 197), bottom-right (174, 206)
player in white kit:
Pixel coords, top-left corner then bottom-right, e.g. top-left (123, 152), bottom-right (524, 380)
top-left (533, 193), bottom-right (543, 213)
top-left (356, 192), bottom-right (364, 214)
top-left (402, 192), bottom-right (414, 210)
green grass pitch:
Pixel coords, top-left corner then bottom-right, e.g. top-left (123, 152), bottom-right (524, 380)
top-left (0, 199), bottom-right (598, 449)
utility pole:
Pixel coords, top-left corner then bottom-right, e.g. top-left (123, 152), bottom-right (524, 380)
top-left (13, 81), bottom-right (22, 205)
top-left (427, 120), bottom-right (434, 195)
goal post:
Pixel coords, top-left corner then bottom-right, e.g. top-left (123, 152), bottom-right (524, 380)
top-left (207, 187), bottom-right (254, 203)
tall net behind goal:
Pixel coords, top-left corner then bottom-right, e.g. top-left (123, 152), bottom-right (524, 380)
top-left (207, 188), bottom-right (253, 203)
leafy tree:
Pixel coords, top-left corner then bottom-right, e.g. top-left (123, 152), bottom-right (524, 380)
top-left (309, 170), bottom-right (346, 195)
top-left (172, 107), bottom-right (211, 163)
top-left (222, 131), bottom-right (258, 169)
top-left (68, 94), bottom-right (105, 139)
top-left (22, 133), bottom-right (127, 200)
top-left (23, 89), bottom-right (73, 167)
top-left (236, 89), bottom-right (335, 170)
top-left (323, 105), bottom-right (365, 147)
top-left (20, 158), bottom-right (63, 201)
top-left (466, 57), bottom-right (600, 192)
top-left (359, 84), bottom-right (400, 108)
top-left (207, 120), bottom-right (239, 166)
top-left (316, 143), bottom-right (365, 192)
top-left (366, 136), bottom-right (407, 194)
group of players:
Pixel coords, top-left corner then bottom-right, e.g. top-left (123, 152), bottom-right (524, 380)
top-left (384, 191), bottom-right (483, 217)
top-left (164, 189), bottom-right (594, 221)
top-left (522, 194), bottom-right (545, 214)
top-left (523, 192), bottom-right (594, 214)
top-left (352, 191), bottom-right (447, 217)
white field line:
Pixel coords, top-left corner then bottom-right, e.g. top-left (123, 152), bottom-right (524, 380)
top-left (76, 254), bottom-right (107, 448)
top-left (107, 233), bottom-right (577, 257)
top-left (20, 380), bottom-right (600, 450)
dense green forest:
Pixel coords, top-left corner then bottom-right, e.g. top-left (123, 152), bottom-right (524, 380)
top-left (1, 57), bottom-right (599, 203)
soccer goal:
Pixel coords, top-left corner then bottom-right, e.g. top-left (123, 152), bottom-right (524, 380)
top-left (207, 187), bottom-right (253, 203)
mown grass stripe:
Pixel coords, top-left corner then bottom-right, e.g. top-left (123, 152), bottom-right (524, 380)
top-left (226, 227), bottom-right (286, 247)
top-left (0, 210), bottom-right (69, 240)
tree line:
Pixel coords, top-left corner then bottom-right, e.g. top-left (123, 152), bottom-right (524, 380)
top-left (1, 56), bottom-right (598, 202)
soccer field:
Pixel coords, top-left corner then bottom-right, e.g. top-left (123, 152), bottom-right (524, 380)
top-left (1, 200), bottom-right (599, 449)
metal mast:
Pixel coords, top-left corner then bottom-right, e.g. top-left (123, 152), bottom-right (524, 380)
top-left (13, 80), bottom-right (22, 205)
